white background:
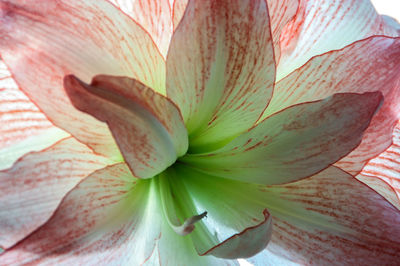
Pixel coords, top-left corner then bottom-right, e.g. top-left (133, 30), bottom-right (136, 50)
top-left (371, 0), bottom-right (400, 21)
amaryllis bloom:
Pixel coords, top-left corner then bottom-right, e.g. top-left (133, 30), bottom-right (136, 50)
top-left (1, 0), bottom-right (400, 265)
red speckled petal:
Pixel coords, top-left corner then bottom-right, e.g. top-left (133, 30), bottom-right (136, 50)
top-left (0, 137), bottom-right (111, 249)
top-left (265, 166), bottom-right (400, 265)
top-left (171, 0), bottom-right (187, 30)
top-left (181, 165), bottom-right (400, 264)
top-left (171, 0), bottom-right (299, 63)
top-left (0, 61), bottom-right (52, 148)
top-left (64, 75), bottom-right (188, 179)
top-left (108, 0), bottom-right (173, 57)
top-left (266, 0), bottom-right (299, 63)
top-left (0, 61), bottom-right (69, 169)
top-left (0, 0), bottom-right (165, 159)
top-left (278, 0), bottom-right (400, 79)
top-left (0, 164), bottom-right (226, 265)
top-left (264, 36), bottom-right (400, 174)
top-left (167, 0), bottom-right (275, 151)
top-left (182, 92), bottom-right (382, 185)
top-left (357, 122), bottom-right (400, 209)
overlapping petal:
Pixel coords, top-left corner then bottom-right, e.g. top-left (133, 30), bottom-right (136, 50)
top-left (170, 0), bottom-right (299, 64)
top-left (0, 61), bottom-right (68, 169)
top-left (0, 163), bottom-right (227, 265)
top-left (64, 74), bottom-right (188, 178)
top-left (182, 92), bottom-right (382, 185)
top-left (0, 137), bottom-right (111, 249)
top-left (264, 36), bottom-right (400, 174)
top-left (267, 0), bottom-right (299, 62)
top-left (0, 0), bottom-right (165, 159)
top-left (108, 0), bottom-right (173, 57)
top-left (278, 0), bottom-right (400, 80)
top-left (167, 0), bottom-right (275, 151)
top-left (265, 167), bottom-right (400, 265)
top-left (179, 165), bottom-right (400, 265)
top-left (357, 122), bottom-right (400, 209)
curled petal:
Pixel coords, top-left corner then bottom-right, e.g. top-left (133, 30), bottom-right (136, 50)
top-left (64, 75), bottom-right (188, 178)
top-left (202, 209), bottom-right (272, 259)
top-left (182, 92), bottom-right (382, 185)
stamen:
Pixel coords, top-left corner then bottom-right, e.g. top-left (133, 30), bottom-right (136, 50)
top-left (173, 211), bottom-right (208, 236)
top-left (156, 173), bottom-right (207, 236)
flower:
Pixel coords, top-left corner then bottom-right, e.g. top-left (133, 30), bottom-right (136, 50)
top-left (1, 0), bottom-right (400, 265)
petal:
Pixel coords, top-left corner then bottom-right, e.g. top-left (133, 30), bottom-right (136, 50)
top-left (180, 165), bottom-right (400, 264)
top-left (201, 209), bottom-right (272, 259)
top-left (64, 75), bottom-right (188, 178)
top-left (0, 0), bottom-right (165, 158)
top-left (245, 249), bottom-right (299, 266)
top-left (263, 167), bottom-right (400, 265)
top-left (0, 61), bottom-right (69, 169)
top-left (64, 75), bottom-right (188, 179)
top-left (382, 15), bottom-right (400, 35)
top-left (264, 36), bottom-right (400, 174)
top-left (278, 0), bottom-right (400, 80)
top-left (108, 0), bottom-right (173, 57)
top-left (163, 165), bottom-right (273, 259)
top-left (357, 122), bottom-right (400, 209)
top-left (267, 0), bottom-right (299, 63)
top-left (171, 0), bottom-right (299, 63)
top-left (171, 0), bottom-right (187, 30)
top-left (181, 92), bottom-right (382, 185)
top-left (0, 137), bottom-right (111, 249)
top-left (166, 0), bottom-right (275, 151)
top-left (0, 163), bottom-right (227, 266)
top-left (357, 174), bottom-right (400, 211)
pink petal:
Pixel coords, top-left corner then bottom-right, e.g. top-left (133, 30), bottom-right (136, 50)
top-left (0, 137), bottom-right (110, 249)
top-left (171, 0), bottom-right (187, 30)
top-left (0, 163), bottom-right (224, 265)
top-left (108, 0), bottom-right (173, 57)
top-left (265, 166), bottom-right (400, 265)
top-left (358, 122), bottom-right (400, 209)
top-left (0, 61), bottom-right (69, 169)
top-left (0, 61), bottom-right (52, 148)
top-left (64, 75), bottom-right (188, 178)
top-left (166, 0), bottom-right (275, 151)
top-left (171, 0), bottom-right (299, 63)
top-left (0, 0), bottom-right (165, 158)
top-left (357, 174), bottom-right (400, 211)
top-left (278, 0), bottom-right (400, 79)
top-left (267, 0), bottom-right (299, 63)
top-left (182, 92), bottom-right (382, 185)
top-left (264, 36), bottom-right (400, 174)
